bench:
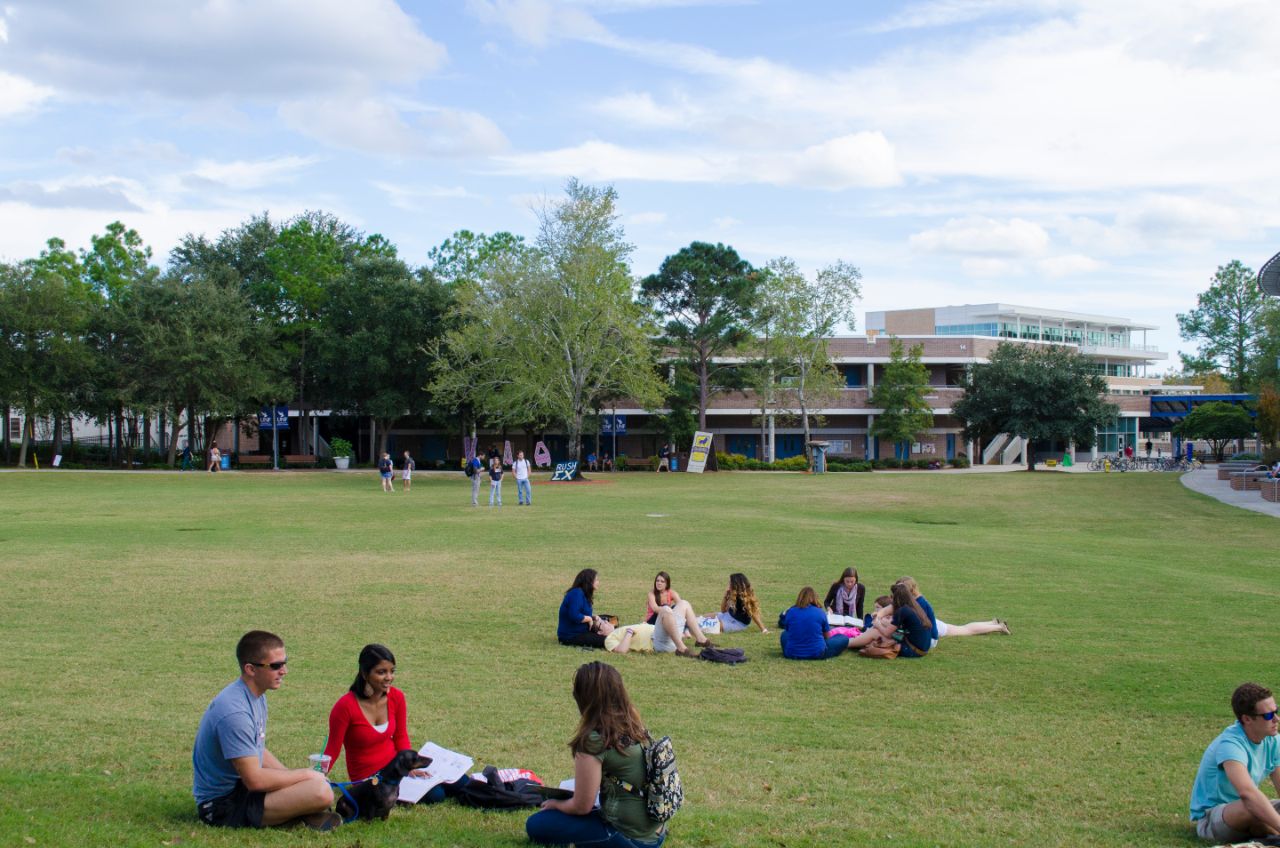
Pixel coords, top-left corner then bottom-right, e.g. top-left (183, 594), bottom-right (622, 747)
top-left (284, 454), bottom-right (319, 467)
top-left (238, 455), bottom-right (271, 467)
top-left (621, 457), bottom-right (651, 470)
top-left (1217, 462), bottom-right (1261, 480)
top-left (1229, 469), bottom-right (1270, 491)
top-left (1261, 479), bottom-right (1280, 503)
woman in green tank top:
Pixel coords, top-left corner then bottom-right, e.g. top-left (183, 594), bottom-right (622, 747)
top-left (525, 662), bottom-right (666, 847)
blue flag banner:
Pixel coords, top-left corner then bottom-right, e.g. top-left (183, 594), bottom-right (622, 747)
top-left (600, 415), bottom-right (626, 434)
top-left (258, 406), bottom-right (290, 430)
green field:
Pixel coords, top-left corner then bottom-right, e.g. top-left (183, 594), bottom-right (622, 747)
top-left (0, 468), bottom-right (1275, 847)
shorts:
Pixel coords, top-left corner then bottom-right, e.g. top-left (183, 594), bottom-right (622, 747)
top-left (380, 472), bottom-right (392, 479)
top-left (1195, 800), bottom-right (1280, 842)
top-left (936, 620), bottom-right (950, 638)
top-left (716, 612), bottom-right (748, 633)
top-left (402, 471), bottom-right (411, 480)
top-left (651, 616), bottom-right (681, 653)
top-left (197, 780), bottom-right (265, 829)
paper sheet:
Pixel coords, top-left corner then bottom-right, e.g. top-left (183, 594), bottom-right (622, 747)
top-left (397, 742), bottom-right (474, 803)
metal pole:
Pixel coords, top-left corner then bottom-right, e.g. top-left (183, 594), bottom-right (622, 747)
top-left (272, 404), bottom-right (279, 470)
top-left (612, 402), bottom-right (617, 468)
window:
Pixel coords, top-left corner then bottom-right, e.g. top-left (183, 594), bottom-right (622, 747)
top-left (827, 439), bottom-right (852, 455)
top-left (8, 417), bottom-right (20, 440)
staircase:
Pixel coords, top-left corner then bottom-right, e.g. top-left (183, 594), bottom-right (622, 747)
top-left (982, 433), bottom-right (1025, 465)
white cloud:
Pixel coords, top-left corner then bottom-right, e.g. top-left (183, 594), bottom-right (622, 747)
top-left (493, 132), bottom-right (899, 189)
top-left (374, 182), bottom-right (474, 212)
top-left (960, 257), bottom-right (1019, 277)
top-left (0, 177), bottom-right (143, 211)
top-left (0, 71), bottom-right (54, 118)
top-left (1037, 253), bottom-right (1101, 277)
top-left (465, 0), bottom-right (610, 47)
top-left (591, 91), bottom-right (700, 129)
top-left (910, 216), bottom-right (1050, 256)
top-left (280, 96), bottom-right (508, 158)
top-left (189, 155), bottom-right (321, 191)
top-left (0, 1), bottom-right (447, 100)
top-left (626, 211), bottom-right (667, 226)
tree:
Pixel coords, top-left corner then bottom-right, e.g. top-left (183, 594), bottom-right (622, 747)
top-left (1161, 368), bottom-right (1231, 394)
top-left (870, 338), bottom-right (934, 459)
top-left (1177, 260), bottom-right (1277, 392)
top-left (1254, 385), bottom-right (1280, 449)
top-left (1174, 401), bottom-right (1255, 461)
top-left (750, 257), bottom-right (861, 466)
top-left (313, 252), bottom-right (451, 456)
top-left (952, 342), bottom-right (1117, 471)
top-left (641, 242), bottom-right (758, 432)
top-left (432, 180), bottom-right (665, 463)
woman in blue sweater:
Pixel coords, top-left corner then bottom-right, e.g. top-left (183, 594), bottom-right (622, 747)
top-left (780, 586), bottom-right (848, 660)
top-left (558, 568), bottom-right (613, 648)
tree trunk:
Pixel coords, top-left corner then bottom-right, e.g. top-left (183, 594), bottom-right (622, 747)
top-left (115, 406), bottom-right (124, 466)
top-left (2, 403), bottom-right (9, 465)
top-left (187, 400), bottom-right (198, 457)
top-left (698, 361), bottom-right (709, 432)
top-left (143, 411), bottom-right (152, 459)
top-left (67, 417), bottom-right (75, 459)
top-left (125, 414), bottom-right (137, 469)
top-left (298, 331), bottom-right (309, 455)
top-left (17, 402), bottom-right (31, 467)
top-left (1025, 438), bottom-right (1035, 471)
top-left (167, 404), bottom-right (182, 467)
top-left (51, 414), bottom-right (63, 458)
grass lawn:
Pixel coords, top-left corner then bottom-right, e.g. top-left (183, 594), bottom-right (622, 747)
top-left (0, 467), bottom-right (1275, 847)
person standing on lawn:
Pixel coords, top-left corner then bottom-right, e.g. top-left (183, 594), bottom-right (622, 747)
top-left (192, 630), bottom-right (339, 832)
top-left (1190, 682), bottom-right (1280, 842)
top-left (513, 449), bottom-right (533, 505)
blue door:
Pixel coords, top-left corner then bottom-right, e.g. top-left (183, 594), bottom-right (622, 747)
top-left (777, 435), bottom-right (804, 459)
top-left (946, 433), bottom-right (956, 460)
top-left (726, 435), bottom-right (757, 458)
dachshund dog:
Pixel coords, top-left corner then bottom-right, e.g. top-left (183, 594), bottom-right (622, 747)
top-left (334, 749), bottom-right (433, 821)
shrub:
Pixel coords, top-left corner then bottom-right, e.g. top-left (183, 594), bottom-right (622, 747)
top-left (880, 457), bottom-right (902, 469)
top-left (773, 455), bottom-right (808, 471)
top-left (950, 456), bottom-right (971, 469)
top-left (330, 437), bottom-right (354, 458)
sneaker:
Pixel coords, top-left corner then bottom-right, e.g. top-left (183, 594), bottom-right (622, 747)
top-left (996, 618), bottom-right (1011, 635)
top-left (300, 811), bottom-right (342, 832)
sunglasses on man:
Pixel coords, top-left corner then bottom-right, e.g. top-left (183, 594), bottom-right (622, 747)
top-left (249, 658), bottom-right (289, 671)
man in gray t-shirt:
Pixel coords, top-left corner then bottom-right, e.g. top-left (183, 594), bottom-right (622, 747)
top-left (191, 631), bottom-right (339, 831)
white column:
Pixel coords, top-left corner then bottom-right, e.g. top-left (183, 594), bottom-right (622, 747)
top-left (866, 415), bottom-right (875, 459)
top-left (767, 414), bottom-right (775, 463)
top-left (866, 363), bottom-right (875, 389)
top-left (966, 439), bottom-right (974, 461)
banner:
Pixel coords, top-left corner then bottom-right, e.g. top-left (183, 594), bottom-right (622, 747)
top-left (600, 415), bottom-right (626, 434)
top-left (534, 441), bottom-right (551, 467)
top-left (551, 461), bottom-right (579, 482)
top-left (686, 431), bottom-right (713, 474)
top-left (257, 406), bottom-right (289, 430)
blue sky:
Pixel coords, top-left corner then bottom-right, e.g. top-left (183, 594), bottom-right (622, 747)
top-left (2, 0), bottom-right (1277, 360)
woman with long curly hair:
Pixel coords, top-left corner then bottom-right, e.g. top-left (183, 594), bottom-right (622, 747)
top-left (716, 573), bottom-right (768, 634)
top-left (526, 662), bottom-right (667, 847)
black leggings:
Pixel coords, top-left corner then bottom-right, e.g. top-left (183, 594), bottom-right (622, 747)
top-left (559, 632), bottom-right (606, 649)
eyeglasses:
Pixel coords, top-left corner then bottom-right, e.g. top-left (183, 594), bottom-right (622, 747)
top-left (1251, 711), bottom-right (1278, 721)
top-left (250, 658), bottom-right (289, 671)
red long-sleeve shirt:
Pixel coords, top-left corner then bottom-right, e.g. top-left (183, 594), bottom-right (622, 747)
top-left (323, 687), bottom-right (411, 781)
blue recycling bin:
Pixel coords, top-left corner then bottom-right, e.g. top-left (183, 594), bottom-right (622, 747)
top-left (220, 454), bottom-right (231, 470)
top-left (669, 456), bottom-right (678, 471)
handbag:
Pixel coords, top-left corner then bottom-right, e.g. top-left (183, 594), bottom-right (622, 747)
top-left (858, 640), bottom-right (901, 659)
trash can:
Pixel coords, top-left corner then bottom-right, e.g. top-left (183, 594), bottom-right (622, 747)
top-left (669, 456), bottom-right (678, 472)
top-left (808, 441), bottom-right (830, 474)
top-left (220, 454), bottom-right (231, 470)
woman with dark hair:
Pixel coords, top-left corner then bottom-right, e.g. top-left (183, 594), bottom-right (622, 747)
top-left (822, 567), bottom-right (864, 620)
top-left (779, 587), bottom-right (848, 660)
top-left (322, 644), bottom-right (461, 803)
top-left (644, 571), bottom-right (682, 625)
top-left (716, 573), bottom-right (768, 634)
top-left (896, 576), bottom-right (1009, 644)
top-left (526, 662), bottom-right (666, 847)
top-left (558, 568), bottom-right (614, 648)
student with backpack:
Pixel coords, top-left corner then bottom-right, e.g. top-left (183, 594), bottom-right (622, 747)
top-left (526, 662), bottom-right (676, 848)
top-left (466, 454), bottom-right (484, 506)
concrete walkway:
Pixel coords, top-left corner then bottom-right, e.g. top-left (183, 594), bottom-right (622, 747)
top-left (1180, 468), bottom-right (1280, 519)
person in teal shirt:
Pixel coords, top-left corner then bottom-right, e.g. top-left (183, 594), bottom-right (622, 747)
top-left (1189, 682), bottom-right (1280, 842)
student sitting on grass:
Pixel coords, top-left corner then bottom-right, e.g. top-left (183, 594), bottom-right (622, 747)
top-left (823, 566), bottom-right (865, 620)
top-left (1189, 682), bottom-right (1280, 843)
top-left (716, 572), bottom-right (768, 634)
top-left (644, 571), bottom-right (682, 625)
top-left (846, 583), bottom-right (933, 658)
top-left (192, 630), bottom-right (339, 832)
top-left (558, 568), bottom-right (614, 649)
top-left (526, 662), bottom-right (668, 848)
top-left (779, 586), bottom-right (847, 660)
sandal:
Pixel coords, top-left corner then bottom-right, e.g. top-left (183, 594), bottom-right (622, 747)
top-left (695, 639), bottom-right (714, 649)
top-left (996, 618), bottom-right (1011, 635)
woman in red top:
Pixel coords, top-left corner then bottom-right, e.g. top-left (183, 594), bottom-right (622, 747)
top-left (323, 644), bottom-right (459, 804)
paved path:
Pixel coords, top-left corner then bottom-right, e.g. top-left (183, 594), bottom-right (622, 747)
top-left (1180, 468), bottom-right (1280, 519)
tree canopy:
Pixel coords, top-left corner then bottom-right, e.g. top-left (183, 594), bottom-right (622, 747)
top-left (870, 338), bottom-right (934, 458)
top-left (1174, 401), bottom-right (1255, 461)
top-left (952, 342), bottom-right (1117, 471)
top-left (1177, 260), bottom-right (1277, 392)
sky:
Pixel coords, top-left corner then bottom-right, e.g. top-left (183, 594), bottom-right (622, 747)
top-left (1, 0), bottom-right (1278, 363)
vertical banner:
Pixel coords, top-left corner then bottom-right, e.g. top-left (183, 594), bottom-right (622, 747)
top-left (534, 441), bottom-right (551, 467)
top-left (463, 437), bottom-right (475, 461)
top-left (503, 440), bottom-right (513, 466)
top-left (686, 431), bottom-right (713, 474)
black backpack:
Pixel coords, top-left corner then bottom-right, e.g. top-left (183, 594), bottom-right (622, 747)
top-left (698, 646), bottom-right (747, 664)
top-left (456, 766), bottom-right (544, 810)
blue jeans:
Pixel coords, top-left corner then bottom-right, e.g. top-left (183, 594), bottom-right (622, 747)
top-left (517, 478), bottom-right (532, 504)
top-left (526, 809), bottom-right (665, 848)
top-left (489, 480), bottom-right (502, 505)
top-left (780, 631), bottom-right (848, 659)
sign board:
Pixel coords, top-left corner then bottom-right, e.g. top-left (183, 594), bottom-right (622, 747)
top-left (534, 441), bottom-right (551, 467)
top-left (550, 461), bottom-right (579, 482)
top-left (600, 415), bottom-right (627, 434)
top-left (258, 406), bottom-right (290, 430)
top-left (686, 431), bottom-right (714, 474)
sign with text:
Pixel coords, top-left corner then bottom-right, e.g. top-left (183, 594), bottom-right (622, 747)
top-left (686, 431), bottom-right (713, 474)
top-left (600, 415), bottom-right (626, 434)
top-left (551, 461), bottom-right (579, 482)
top-left (257, 406), bottom-right (290, 430)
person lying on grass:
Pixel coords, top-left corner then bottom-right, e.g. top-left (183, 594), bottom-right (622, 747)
top-left (896, 576), bottom-right (1009, 645)
top-left (845, 583), bottom-right (932, 658)
top-left (1190, 682), bottom-right (1280, 843)
top-left (192, 630), bottom-right (340, 832)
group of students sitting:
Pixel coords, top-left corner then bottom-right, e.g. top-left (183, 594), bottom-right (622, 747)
top-left (556, 566), bottom-right (1008, 661)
